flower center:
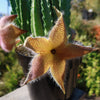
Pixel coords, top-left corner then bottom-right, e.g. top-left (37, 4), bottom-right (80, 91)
top-left (51, 49), bottom-right (56, 54)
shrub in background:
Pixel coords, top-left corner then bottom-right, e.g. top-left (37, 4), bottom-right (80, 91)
top-left (0, 49), bottom-right (17, 78)
top-left (3, 62), bottom-right (23, 93)
top-left (83, 52), bottom-right (100, 96)
top-left (0, 49), bottom-right (23, 96)
top-left (70, 5), bottom-right (100, 96)
top-left (0, 60), bottom-right (23, 96)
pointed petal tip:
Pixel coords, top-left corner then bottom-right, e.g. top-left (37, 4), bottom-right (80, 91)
top-left (53, 6), bottom-right (62, 17)
top-left (10, 14), bottom-right (17, 20)
top-left (87, 47), bottom-right (100, 52)
top-left (4, 14), bottom-right (17, 22)
top-left (20, 71), bottom-right (32, 86)
top-left (93, 47), bottom-right (100, 51)
top-left (20, 29), bottom-right (27, 34)
top-left (62, 89), bottom-right (65, 94)
top-left (0, 15), bottom-right (17, 28)
top-left (14, 26), bottom-right (27, 33)
top-left (20, 78), bottom-right (30, 87)
top-left (13, 25), bottom-right (27, 36)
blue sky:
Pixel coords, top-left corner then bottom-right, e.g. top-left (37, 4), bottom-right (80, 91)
top-left (0, 0), bottom-right (11, 15)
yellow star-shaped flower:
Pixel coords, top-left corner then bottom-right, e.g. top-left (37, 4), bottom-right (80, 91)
top-left (23, 13), bottom-right (96, 94)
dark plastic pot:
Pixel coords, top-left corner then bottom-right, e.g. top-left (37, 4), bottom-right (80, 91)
top-left (15, 48), bottom-right (33, 77)
top-left (16, 45), bottom-right (85, 100)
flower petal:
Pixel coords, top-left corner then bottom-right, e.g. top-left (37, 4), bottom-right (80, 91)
top-left (49, 14), bottom-right (67, 48)
top-left (50, 58), bottom-right (66, 94)
top-left (24, 37), bottom-right (51, 53)
top-left (22, 53), bottom-right (53, 85)
top-left (0, 37), bottom-right (1, 46)
top-left (0, 24), bottom-right (26, 52)
top-left (9, 25), bottom-right (27, 37)
top-left (0, 15), bottom-right (17, 29)
top-left (56, 44), bottom-right (97, 60)
top-left (53, 6), bottom-right (61, 17)
top-left (0, 39), bottom-right (14, 52)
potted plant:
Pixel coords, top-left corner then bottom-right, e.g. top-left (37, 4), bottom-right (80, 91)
top-left (0, 0), bottom-right (98, 100)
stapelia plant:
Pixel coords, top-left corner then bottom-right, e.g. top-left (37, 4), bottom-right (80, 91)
top-left (0, 15), bottom-right (26, 52)
top-left (23, 12), bottom-right (97, 94)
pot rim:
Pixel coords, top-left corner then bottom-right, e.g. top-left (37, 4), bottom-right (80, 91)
top-left (15, 45), bottom-right (34, 58)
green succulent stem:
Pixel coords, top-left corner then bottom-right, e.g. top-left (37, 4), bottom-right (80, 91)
top-left (31, 0), bottom-right (44, 37)
top-left (60, 0), bottom-right (71, 34)
top-left (10, 0), bottom-right (71, 41)
top-left (41, 0), bottom-right (53, 36)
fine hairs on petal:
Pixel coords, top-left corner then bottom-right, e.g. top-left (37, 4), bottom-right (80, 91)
top-left (11, 22), bottom-right (20, 29)
top-left (50, 66), bottom-right (65, 92)
top-left (21, 55), bottom-right (41, 85)
top-left (22, 58), bottom-right (49, 86)
top-left (47, 70), bottom-right (64, 90)
top-left (49, 70), bottom-right (59, 84)
top-left (49, 69), bottom-right (64, 92)
top-left (48, 13), bottom-right (63, 37)
top-left (0, 15), bottom-right (17, 29)
top-left (24, 37), bottom-right (30, 46)
top-left (28, 72), bottom-right (49, 85)
top-left (0, 22), bottom-right (16, 29)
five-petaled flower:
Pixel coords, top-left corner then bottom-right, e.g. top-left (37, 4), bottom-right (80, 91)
top-left (24, 13), bottom-right (97, 94)
top-left (0, 15), bottom-right (26, 52)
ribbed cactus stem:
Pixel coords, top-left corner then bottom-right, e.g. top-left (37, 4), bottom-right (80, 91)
top-left (10, 0), bottom-right (21, 27)
top-left (58, 0), bottom-right (61, 9)
top-left (41, 0), bottom-right (53, 36)
top-left (15, 0), bottom-right (21, 27)
top-left (10, 0), bottom-right (24, 42)
top-left (51, 0), bottom-right (59, 9)
top-left (9, 0), bottom-right (16, 14)
top-left (61, 0), bottom-right (71, 34)
top-left (31, 0), bottom-right (44, 37)
top-left (19, 0), bottom-right (23, 29)
top-left (10, 0), bottom-right (71, 41)
top-left (50, 0), bottom-right (60, 22)
top-left (19, 0), bottom-right (31, 38)
top-left (17, 0), bottom-right (25, 41)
